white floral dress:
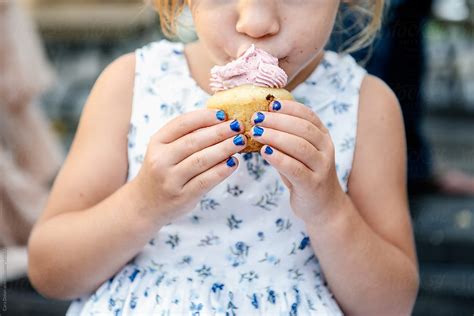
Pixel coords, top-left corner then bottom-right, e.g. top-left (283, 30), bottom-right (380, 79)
top-left (66, 39), bottom-right (366, 316)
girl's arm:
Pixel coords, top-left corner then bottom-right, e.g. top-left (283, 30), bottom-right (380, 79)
top-left (305, 75), bottom-right (419, 316)
top-left (28, 51), bottom-right (246, 301)
top-left (27, 53), bottom-right (161, 300)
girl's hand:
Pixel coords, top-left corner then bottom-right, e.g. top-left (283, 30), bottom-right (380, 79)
top-left (250, 100), bottom-right (345, 224)
top-left (132, 109), bottom-right (247, 225)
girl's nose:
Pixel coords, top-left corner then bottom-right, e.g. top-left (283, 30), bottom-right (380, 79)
top-left (236, 0), bottom-right (280, 39)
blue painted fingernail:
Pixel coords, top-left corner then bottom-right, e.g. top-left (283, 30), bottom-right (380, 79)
top-left (230, 120), bottom-right (240, 132)
top-left (233, 134), bottom-right (245, 146)
top-left (272, 100), bottom-right (281, 111)
top-left (226, 157), bottom-right (236, 167)
top-left (253, 112), bottom-right (265, 124)
top-left (216, 110), bottom-right (226, 121)
top-left (264, 146), bottom-right (274, 155)
top-left (252, 126), bottom-right (264, 137)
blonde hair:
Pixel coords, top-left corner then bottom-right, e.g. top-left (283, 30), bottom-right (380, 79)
top-left (334, 0), bottom-right (386, 55)
top-left (152, 0), bottom-right (385, 54)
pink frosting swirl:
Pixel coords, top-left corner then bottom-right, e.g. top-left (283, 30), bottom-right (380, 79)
top-left (210, 44), bottom-right (288, 92)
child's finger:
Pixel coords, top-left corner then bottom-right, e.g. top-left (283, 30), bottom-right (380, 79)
top-left (269, 100), bottom-right (329, 133)
top-left (251, 111), bottom-right (328, 151)
top-left (168, 119), bottom-right (243, 165)
top-left (175, 134), bottom-right (247, 185)
top-left (183, 156), bottom-right (239, 196)
top-left (260, 145), bottom-right (313, 188)
top-left (251, 126), bottom-right (322, 171)
top-left (154, 109), bottom-right (227, 144)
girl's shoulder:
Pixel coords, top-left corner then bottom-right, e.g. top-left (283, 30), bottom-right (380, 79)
top-left (350, 73), bottom-right (403, 190)
top-left (358, 74), bottom-right (401, 135)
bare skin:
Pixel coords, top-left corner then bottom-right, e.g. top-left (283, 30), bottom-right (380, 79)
top-left (28, 1), bottom-right (419, 314)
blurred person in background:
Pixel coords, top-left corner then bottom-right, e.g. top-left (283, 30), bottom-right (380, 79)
top-left (343, 0), bottom-right (474, 195)
top-left (0, 0), bottom-right (64, 281)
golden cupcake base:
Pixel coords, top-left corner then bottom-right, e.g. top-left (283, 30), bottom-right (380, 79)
top-left (206, 84), bottom-right (293, 153)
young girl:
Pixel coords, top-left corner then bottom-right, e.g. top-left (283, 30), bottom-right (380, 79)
top-left (28, 0), bottom-right (420, 315)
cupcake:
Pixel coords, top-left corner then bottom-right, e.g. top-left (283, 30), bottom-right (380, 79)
top-left (206, 45), bottom-right (293, 153)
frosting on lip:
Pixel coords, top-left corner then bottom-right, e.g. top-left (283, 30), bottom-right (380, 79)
top-left (210, 44), bottom-right (288, 92)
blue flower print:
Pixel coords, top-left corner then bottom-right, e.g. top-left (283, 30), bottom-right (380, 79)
top-left (128, 268), bottom-right (140, 282)
top-left (107, 297), bottom-right (124, 313)
top-left (275, 218), bottom-right (292, 232)
top-left (342, 169), bottom-right (350, 183)
top-left (133, 154), bottom-right (144, 165)
top-left (198, 232), bottom-right (220, 246)
top-left (239, 270), bottom-right (259, 283)
top-left (146, 85), bottom-right (158, 96)
top-left (249, 293), bottom-right (260, 309)
top-left (226, 291), bottom-right (238, 316)
top-left (148, 259), bottom-right (165, 273)
top-left (155, 272), bottom-right (166, 287)
top-left (321, 58), bottom-right (332, 69)
top-left (226, 184), bottom-right (243, 197)
top-left (191, 215), bottom-right (201, 224)
top-left (178, 255), bottom-right (193, 265)
top-left (200, 197), bottom-right (220, 211)
top-left (129, 293), bottom-right (138, 309)
top-left (159, 101), bottom-right (185, 116)
top-left (327, 72), bottom-right (345, 91)
top-left (190, 301), bottom-right (203, 315)
top-left (227, 241), bottom-right (250, 267)
top-left (194, 99), bottom-right (204, 108)
top-left (127, 123), bottom-right (136, 149)
top-left (165, 234), bottom-right (180, 249)
top-left (288, 267), bottom-right (305, 282)
top-left (211, 282), bottom-right (225, 293)
top-left (227, 214), bottom-right (243, 230)
top-left (295, 96), bottom-right (310, 105)
top-left (253, 180), bottom-right (285, 211)
top-left (340, 136), bottom-right (355, 152)
top-left (258, 252), bottom-right (281, 265)
top-left (303, 254), bottom-right (318, 266)
top-left (290, 286), bottom-right (302, 316)
top-left (307, 297), bottom-right (318, 311)
top-left (289, 242), bottom-right (298, 255)
top-left (244, 153), bottom-right (268, 180)
top-left (195, 265), bottom-right (212, 281)
top-left (266, 287), bottom-right (277, 304)
top-left (298, 235), bottom-right (310, 250)
top-left (332, 101), bottom-right (351, 114)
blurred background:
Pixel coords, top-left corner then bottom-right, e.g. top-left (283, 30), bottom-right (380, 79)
top-left (1, 0), bottom-right (473, 315)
